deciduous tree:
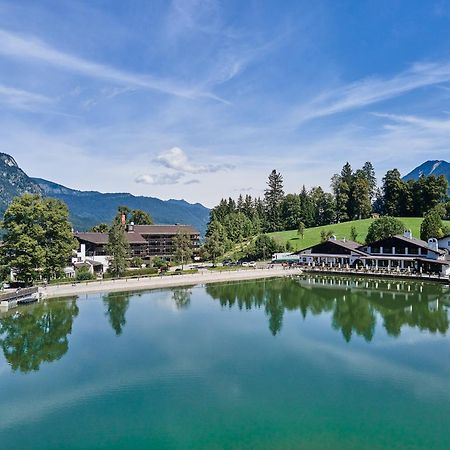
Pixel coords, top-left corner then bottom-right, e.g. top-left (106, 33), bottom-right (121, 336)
top-left (366, 216), bottom-right (405, 243)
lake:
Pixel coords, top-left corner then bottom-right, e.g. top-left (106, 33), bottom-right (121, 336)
top-left (1, 275), bottom-right (450, 449)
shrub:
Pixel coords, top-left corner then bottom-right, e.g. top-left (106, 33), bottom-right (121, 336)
top-left (76, 266), bottom-right (95, 281)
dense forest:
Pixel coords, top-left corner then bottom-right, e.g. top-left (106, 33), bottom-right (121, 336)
top-left (204, 162), bottom-right (450, 256)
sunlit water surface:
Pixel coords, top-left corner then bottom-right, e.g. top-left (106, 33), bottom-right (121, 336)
top-left (1, 275), bottom-right (450, 449)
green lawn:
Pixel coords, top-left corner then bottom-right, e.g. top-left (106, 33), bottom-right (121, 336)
top-left (268, 217), bottom-right (450, 252)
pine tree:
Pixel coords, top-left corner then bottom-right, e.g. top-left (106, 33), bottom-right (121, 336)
top-left (299, 185), bottom-right (315, 226)
top-left (331, 174), bottom-right (350, 222)
top-left (382, 169), bottom-right (405, 216)
top-left (107, 215), bottom-right (130, 277)
top-left (361, 161), bottom-right (377, 200)
top-left (264, 170), bottom-right (284, 232)
top-left (351, 175), bottom-right (371, 219)
top-left (350, 226), bottom-right (358, 242)
top-left (297, 222), bottom-right (305, 239)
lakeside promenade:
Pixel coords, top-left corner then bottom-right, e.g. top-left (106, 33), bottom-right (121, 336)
top-left (42, 267), bottom-right (303, 299)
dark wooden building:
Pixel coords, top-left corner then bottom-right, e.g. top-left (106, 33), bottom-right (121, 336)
top-left (75, 224), bottom-right (200, 259)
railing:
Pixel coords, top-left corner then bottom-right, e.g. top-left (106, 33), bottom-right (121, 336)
top-left (301, 266), bottom-right (449, 282)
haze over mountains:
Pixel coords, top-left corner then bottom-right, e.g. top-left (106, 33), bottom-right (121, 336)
top-left (0, 153), bottom-right (210, 235)
top-left (0, 153), bottom-right (449, 236)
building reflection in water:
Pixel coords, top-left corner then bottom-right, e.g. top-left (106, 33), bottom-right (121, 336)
top-left (206, 276), bottom-right (450, 340)
top-left (1, 276), bottom-right (448, 373)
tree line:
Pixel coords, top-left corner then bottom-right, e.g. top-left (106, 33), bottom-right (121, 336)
top-left (0, 194), bottom-right (194, 284)
top-left (205, 162), bottom-right (450, 259)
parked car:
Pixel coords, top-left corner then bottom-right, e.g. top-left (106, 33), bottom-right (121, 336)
top-left (242, 262), bottom-right (249, 267)
top-left (248, 261), bottom-right (256, 267)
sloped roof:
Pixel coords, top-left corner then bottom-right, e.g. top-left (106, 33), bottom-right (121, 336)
top-left (134, 224), bottom-right (199, 235)
top-left (74, 232), bottom-right (108, 245)
top-left (75, 231), bottom-right (147, 245)
top-left (297, 239), bottom-right (367, 256)
top-left (359, 234), bottom-right (445, 255)
top-left (74, 224), bottom-right (199, 245)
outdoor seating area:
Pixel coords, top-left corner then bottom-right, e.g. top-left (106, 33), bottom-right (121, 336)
top-left (299, 262), bottom-right (449, 282)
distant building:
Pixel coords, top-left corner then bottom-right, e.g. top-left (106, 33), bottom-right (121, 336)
top-left (296, 236), bottom-right (367, 266)
top-left (295, 231), bottom-right (450, 276)
top-left (73, 223), bottom-right (200, 273)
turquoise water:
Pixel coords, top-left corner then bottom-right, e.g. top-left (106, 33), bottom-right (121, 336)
top-left (1, 276), bottom-right (450, 449)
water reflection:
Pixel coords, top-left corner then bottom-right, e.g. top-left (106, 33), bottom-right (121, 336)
top-left (172, 288), bottom-right (192, 310)
top-left (0, 298), bottom-right (79, 373)
top-left (206, 276), bottom-right (450, 340)
top-left (0, 276), bottom-right (449, 374)
top-left (103, 292), bottom-right (131, 336)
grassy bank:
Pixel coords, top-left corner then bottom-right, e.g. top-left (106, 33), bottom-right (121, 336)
top-left (268, 217), bottom-right (450, 252)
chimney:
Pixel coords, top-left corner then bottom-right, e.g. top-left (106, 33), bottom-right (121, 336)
top-left (428, 238), bottom-right (439, 252)
top-left (403, 229), bottom-right (412, 239)
top-left (121, 214), bottom-right (126, 226)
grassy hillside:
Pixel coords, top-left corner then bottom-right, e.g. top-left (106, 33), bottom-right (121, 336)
top-left (268, 217), bottom-right (450, 252)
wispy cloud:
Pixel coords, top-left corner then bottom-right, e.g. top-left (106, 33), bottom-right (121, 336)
top-left (155, 147), bottom-right (234, 174)
top-left (0, 83), bottom-right (52, 110)
top-left (292, 62), bottom-right (450, 124)
top-left (373, 112), bottom-right (450, 131)
top-left (0, 28), bottom-right (225, 102)
top-left (184, 179), bottom-right (200, 185)
top-left (135, 173), bottom-right (184, 185)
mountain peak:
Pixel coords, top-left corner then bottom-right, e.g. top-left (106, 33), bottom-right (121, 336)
top-left (0, 153), bottom-right (19, 169)
top-left (403, 160), bottom-right (450, 194)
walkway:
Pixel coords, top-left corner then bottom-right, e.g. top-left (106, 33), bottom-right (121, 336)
top-left (42, 267), bottom-right (303, 299)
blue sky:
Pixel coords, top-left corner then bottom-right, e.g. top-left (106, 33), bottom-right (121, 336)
top-left (1, 0), bottom-right (450, 206)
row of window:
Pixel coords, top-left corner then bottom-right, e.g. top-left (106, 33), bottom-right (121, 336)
top-left (368, 247), bottom-right (424, 255)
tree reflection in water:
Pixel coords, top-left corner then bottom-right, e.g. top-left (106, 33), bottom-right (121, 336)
top-left (103, 292), bottom-right (131, 336)
top-left (172, 288), bottom-right (192, 310)
top-left (206, 276), bottom-right (450, 341)
top-left (1, 276), bottom-right (448, 374)
top-left (0, 298), bottom-right (79, 373)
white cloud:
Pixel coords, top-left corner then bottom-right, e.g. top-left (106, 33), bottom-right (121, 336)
top-left (155, 146), bottom-right (234, 174)
top-left (373, 112), bottom-right (450, 131)
top-left (0, 83), bottom-right (52, 110)
top-left (292, 62), bottom-right (450, 124)
top-left (0, 28), bottom-right (224, 102)
top-left (134, 172), bottom-right (184, 185)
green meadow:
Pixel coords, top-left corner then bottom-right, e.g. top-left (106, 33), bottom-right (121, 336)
top-left (268, 217), bottom-right (450, 252)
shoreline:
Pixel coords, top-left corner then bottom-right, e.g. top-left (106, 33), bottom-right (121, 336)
top-left (302, 268), bottom-right (450, 284)
top-left (42, 267), bottom-right (304, 299)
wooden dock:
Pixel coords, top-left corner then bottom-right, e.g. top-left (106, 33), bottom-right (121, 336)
top-left (0, 287), bottom-right (40, 311)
